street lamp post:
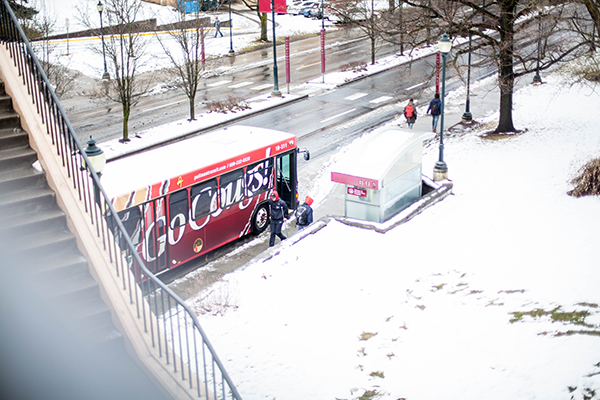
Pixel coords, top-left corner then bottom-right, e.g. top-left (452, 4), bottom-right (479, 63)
top-left (434, 33), bottom-right (452, 182)
top-left (228, 0), bottom-right (234, 54)
top-left (533, 5), bottom-right (543, 83)
top-left (82, 136), bottom-right (106, 206)
top-left (462, 32), bottom-right (473, 122)
top-left (97, 1), bottom-right (110, 80)
top-left (271, 0), bottom-right (281, 97)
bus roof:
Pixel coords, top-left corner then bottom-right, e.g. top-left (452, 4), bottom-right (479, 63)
top-left (101, 125), bottom-right (296, 207)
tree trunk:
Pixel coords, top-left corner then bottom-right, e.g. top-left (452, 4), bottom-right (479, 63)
top-left (121, 103), bottom-right (130, 142)
top-left (189, 97), bottom-right (195, 121)
top-left (259, 12), bottom-right (268, 41)
top-left (371, 35), bottom-right (376, 64)
top-left (494, 0), bottom-right (517, 133)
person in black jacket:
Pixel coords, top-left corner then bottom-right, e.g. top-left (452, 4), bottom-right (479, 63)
top-left (295, 196), bottom-right (314, 231)
top-left (268, 191), bottom-right (288, 247)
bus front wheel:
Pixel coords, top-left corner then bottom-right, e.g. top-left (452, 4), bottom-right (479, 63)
top-left (252, 203), bottom-right (269, 234)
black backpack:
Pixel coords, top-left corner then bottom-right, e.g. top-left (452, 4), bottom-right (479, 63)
top-left (431, 101), bottom-right (440, 115)
top-left (295, 205), bottom-right (308, 225)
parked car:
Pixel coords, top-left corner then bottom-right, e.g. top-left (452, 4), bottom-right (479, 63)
top-left (302, 4), bottom-right (319, 17)
top-left (288, 1), bottom-right (318, 15)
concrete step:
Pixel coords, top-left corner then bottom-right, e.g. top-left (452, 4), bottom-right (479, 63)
top-left (0, 186), bottom-right (56, 216)
top-left (0, 126), bottom-right (29, 150)
top-left (0, 166), bottom-right (46, 192)
top-left (0, 205), bottom-right (66, 237)
top-left (8, 227), bottom-right (78, 260)
top-left (0, 111), bottom-right (19, 130)
top-left (26, 249), bottom-right (89, 281)
top-left (0, 93), bottom-right (12, 112)
top-left (0, 145), bottom-right (38, 171)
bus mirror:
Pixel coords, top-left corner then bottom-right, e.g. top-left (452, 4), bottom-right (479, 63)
top-left (298, 148), bottom-right (310, 161)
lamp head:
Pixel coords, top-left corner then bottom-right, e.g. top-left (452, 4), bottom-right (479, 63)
top-left (83, 136), bottom-right (106, 174)
top-left (438, 33), bottom-right (452, 54)
top-left (97, 1), bottom-right (104, 13)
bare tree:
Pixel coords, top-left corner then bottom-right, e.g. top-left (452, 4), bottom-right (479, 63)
top-left (156, 1), bottom-right (205, 120)
top-left (388, 1), bottom-right (590, 133)
top-left (331, 0), bottom-right (384, 64)
top-left (99, 0), bottom-right (152, 142)
top-left (30, 0), bottom-right (81, 99)
top-left (241, 0), bottom-right (268, 41)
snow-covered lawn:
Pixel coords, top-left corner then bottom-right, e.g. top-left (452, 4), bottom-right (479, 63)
top-left (183, 69), bottom-right (600, 400)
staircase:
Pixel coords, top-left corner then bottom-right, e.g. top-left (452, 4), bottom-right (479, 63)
top-left (0, 77), bottom-right (122, 349)
top-left (0, 78), bottom-right (169, 399)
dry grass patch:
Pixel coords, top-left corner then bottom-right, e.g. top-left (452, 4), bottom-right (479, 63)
top-left (568, 157), bottom-right (600, 197)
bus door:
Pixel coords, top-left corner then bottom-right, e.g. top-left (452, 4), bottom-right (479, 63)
top-left (276, 150), bottom-right (298, 210)
top-left (141, 199), bottom-right (168, 274)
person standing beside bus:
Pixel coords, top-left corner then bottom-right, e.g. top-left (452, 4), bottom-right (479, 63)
top-left (268, 191), bottom-right (288, 247)
top-left (295, 196), bottom-right (314, 231)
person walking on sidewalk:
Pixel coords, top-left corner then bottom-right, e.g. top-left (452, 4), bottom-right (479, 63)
top-left (404, 99), bottom-right (417, 129)
top-left (426, 93), bottom-right (442, 133)
top-left (268, 191), bottom-right (288, 247)
top-left (214, 16), bottom-right (223, 37)
top-left (295, 196), bottom-right (314, 231)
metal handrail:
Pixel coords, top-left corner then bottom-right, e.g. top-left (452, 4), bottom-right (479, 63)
top-left (0, 2), bottom-right (242, 399)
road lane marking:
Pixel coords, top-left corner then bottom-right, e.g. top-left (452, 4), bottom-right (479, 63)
top-left (207, 80), bottom-right (231, 87)
top-left (297, 61), bottom-right (321, 71)
top-left (229, 81), bottom-right (253, 88)
top-left (146, 101), bottom-right (181, 112)
top-left (369, 96), bottom-right (393, 104)
top-left (251, 84), bottom-right (273, 91)
top-left (320, 108), bottom-right (356, 123)
top-left (344, 92), bottom-right (368, 101)
top-left (406, 82), bottom-right (426, 91)
top-left (297, 88), bottom-right (322, 95)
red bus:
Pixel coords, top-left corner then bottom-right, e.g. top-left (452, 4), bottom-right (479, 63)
top-left (101, 125), bottom-right (301, 275)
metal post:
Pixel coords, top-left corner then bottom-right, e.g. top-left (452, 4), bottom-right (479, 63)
top-left (321, 0), bottom-right (325, 30)
top-left (65, 18), bottom-right (69, 56)
top-left (97, 1), bottom-right (110, 80)
top-left (435, 51), bottom-right (448, 177)
top-left (434, 33), bottom-right (451, 181)
top-left (228, 0), bottom-right (234, 54)
top-left (482, 0), bottom-right (485, 23)
top-left (533, 7), bottom-right (542, 83)
top-left (462, 33), bottom-right (473, 122)
top-left (271, 0), bottom-right (281, 97)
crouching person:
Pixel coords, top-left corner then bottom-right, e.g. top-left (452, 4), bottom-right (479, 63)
top-left (268, 191), bottom-right (288, 247)
top-left (295, 196), bottom-right (314, 231)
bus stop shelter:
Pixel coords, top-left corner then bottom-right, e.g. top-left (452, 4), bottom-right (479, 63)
top-left (331, 128), bottom-right (434, 223)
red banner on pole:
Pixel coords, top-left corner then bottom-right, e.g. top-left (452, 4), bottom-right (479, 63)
top-left (435, 52), bottom-right (441, 95)
top-left (320, 29), bottom-right (325, 74)
top-left (259, 0), bottom-right (287, 13)
top-left (285, 37), bottom-right (290, 84)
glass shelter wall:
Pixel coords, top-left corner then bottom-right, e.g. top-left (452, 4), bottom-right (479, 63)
top-left (342, 140), bottom-right (426, 223)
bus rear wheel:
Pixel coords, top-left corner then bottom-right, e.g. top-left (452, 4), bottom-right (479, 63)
top-left (252, 203), bottom-right (269, 234)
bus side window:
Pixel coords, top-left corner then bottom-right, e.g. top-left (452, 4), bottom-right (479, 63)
top-left (108, 206), bottom-right (142, 247)
top-left (220, 169), bottom-right (245, 208)
top-left (246, 158), bottom-right (273, 198)
top-left (168, 189), bottom-right (189, 229)
top-left (191, 179), bottom-right (218, 220)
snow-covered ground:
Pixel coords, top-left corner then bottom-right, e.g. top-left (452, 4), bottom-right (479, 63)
top-left (32, 0), bottom-right (339, 78)
top-left (31, 2), bottom-right (600, 399)
top-left (178, 69), bottom-right (600, 400)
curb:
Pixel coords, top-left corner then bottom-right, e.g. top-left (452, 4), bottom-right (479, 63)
top-left (107, 93), bottom-right (309, 162)
top-left (252, 177), bottom-right (453, 265)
